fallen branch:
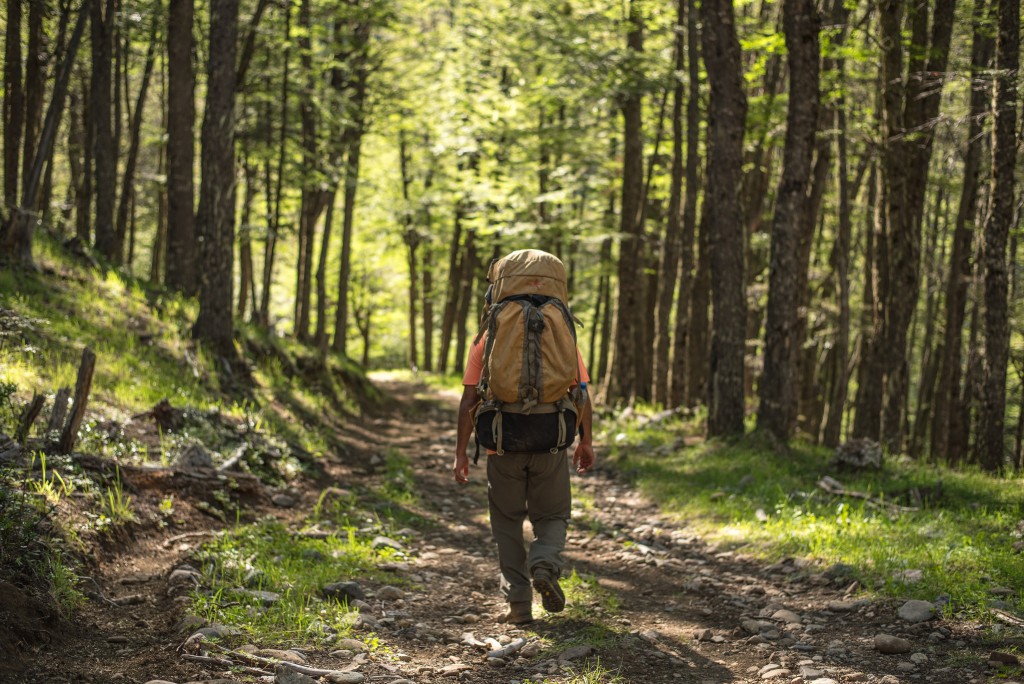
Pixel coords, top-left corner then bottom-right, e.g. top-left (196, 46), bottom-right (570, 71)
top-left (162, 530), bottom-right (219, 548)
top-left (205, 642), bottom-right (361, 677)
top-left (486, 638), bottom-right (526, 660)
top-left (58, 347), bottom-right (96, 455)
top-left (816, 476), bottom-right (918, 513)
top-left (461, 632), bottom-right (487, 648)
top-left (217, 443), bottom-right (248, 472)
top-left (991, 609), bottom-right (1024, 628)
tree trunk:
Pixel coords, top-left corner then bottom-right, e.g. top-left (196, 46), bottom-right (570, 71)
top-left (654, 0), bottom-right (686, 407)
top-left (22, 0), bottom-right (44, 207)
top-left (976, 0), bottom-right (1018, 472)
top-left (151, 58), bottom-right (167, 284)
top-left (192, 0), bottom-right (239, 356)
top-left (933, 0), bottom-right (993, 463)
top-left (259, 5), bottom-right (292, 328)
top-left (670, 0), bottom-right (702, 409)
top-left (876, 0), bottom-right (956, 452)
top-left (687, 212), bottom-right (711, 408)
top-left (90, 0), bottom-right (117, 260)
top-left (238, 151), bottom-right (257, 322)
top-left (295, 0), bottom-right (317, 342)
top-left (454, 230), bottom-right (477, 375)
top-left (314, 192), bottom-right (337, 351)
top-left (400, 132), bottom-right (420, 369)
top-left (757, 0), bottom-right (820, 441)
top-left (608, 0), bottom-right (646, 404)
top-left (332, 126), bottom-right (366, 356)
top-left (700, 0), bottom-right (748, 435)
top-left (76, 71), bottom-right (92, 242)
top-left (821, 1), bottom-right (853, 447)
top-left (115, 19), bottom-right (158, 265)
top-left (3, 0), bottom-right (24, 212)
top-left (437, 201), bottom-right (465, 373)
top-left (166, 0), bottom-right (196, 293)
top-left (422, 240), bottom-right (435, 372)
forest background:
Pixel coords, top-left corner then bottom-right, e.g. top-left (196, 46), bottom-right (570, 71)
top-left (3, 0), bottom-right (1024, 473)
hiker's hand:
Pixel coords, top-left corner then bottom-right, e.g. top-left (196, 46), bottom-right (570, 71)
top-left (573, 442), bottom-right (595, 474)
top-left (453, 452), bottom-right (470, 485)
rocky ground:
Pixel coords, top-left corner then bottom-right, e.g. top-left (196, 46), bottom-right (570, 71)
top-left (4, 379), bottom-right (1022, 684)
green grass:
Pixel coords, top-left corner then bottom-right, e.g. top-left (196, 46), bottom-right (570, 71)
top-left (601, 409), bottom-right (1024, 618)
top-left (189, 518), bottom-right (406, 645)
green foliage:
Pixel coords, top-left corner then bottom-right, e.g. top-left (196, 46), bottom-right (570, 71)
top-left (603, 408), bottom-right (1024, 618)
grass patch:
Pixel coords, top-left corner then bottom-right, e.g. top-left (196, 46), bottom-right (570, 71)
top-left (601, 409), bottom-right (1024, 618)
top-left (190, 518), bottom-right (407, 645)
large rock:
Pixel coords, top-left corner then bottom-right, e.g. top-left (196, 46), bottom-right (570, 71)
top-left (874, 633), bottom-right (913, 654)
top-left (897, 600), bottom-right (935, 623)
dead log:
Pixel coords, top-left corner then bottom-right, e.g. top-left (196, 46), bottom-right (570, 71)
top-left (16, 393), bottom-right (45, 443)
top-left (45, 386), bottom-right (71, 434)
top-left (58, 347), bottom-right (96, 454)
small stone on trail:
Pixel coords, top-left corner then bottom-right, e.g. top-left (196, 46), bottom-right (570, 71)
top-left (377, 585), bottom-right (405, 600)
top-left (772, 609), bottom-right (803, 624)
top-left (274, 665), bottom-right (319, 684)
top-left (335, 638), bottom-right (369, 652)
top-left (272, 493), bottom-right (297, 508)
top-left (874, 633), bottom-right (913, 654)
top-left (107, 635), bottom-right (129, 643)
top-left (809, 679), bottom-right (838, 684)
top-left (323, 581), bottom-right (366, 602)
top-left (372, 536), bottom-right (404, 551)
top-left (230, 588), bottom-right (281, 605)
top-left (989, 651), bottom-right (1022, 665)
top-left (324, 673), bottom-right (365, 684)
top-left (256, 648), bottom-right (307, 664)
top-left (825, 600), bottom-right (858, 612)
top-left (760, 668), bottom-right (791, 680)
top-left (520, 641), bottom-right (543, 658)
top-left (694, 628), bottom-right (714, 642)
top-left (897, 600), bottom-right (935, 623)
top-left (558, 644), bottom-right (594, 661)
top-left (143, 681), bottom-right (179, 684)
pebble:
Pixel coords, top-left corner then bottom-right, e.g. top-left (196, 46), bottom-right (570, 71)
top-left (230, 588), bottom-right (281, 605)
top-left (761, 668), bottom-right (791, 680)
top-left (323, 674), bottom-right (364, 684)
top-left (373, 536), bottom-right (404, 551)
top-left (274, 666), bottom-right (318, 683)
top-left (809, 679), bottom-right (838, 684)
top-left (377, 585), bottom-right (406, 600)
top-left (874, 634), bottom-right (913, 654)
top-left (335, 638), bottom-right (369, 652)
top-left (897, 600), bottom-right (935, 623)
top-left (772, 609), bottom-right (802, 624)
top-left (323, 581), bottom-right (366, 602)
top-left (558, 644), bottom-right (594, 661)
top-left (256, 649), bottom-right (306, 664)
top-left (143, 681), bottom-right (179, 684)
top-left (272, 493), bottom-right (297, 507)
top-left (909, 652), bottom-right (928, 664)
top-left (896, 662), bottom-right (916, 673)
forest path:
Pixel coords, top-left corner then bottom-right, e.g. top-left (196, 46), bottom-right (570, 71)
top-left (14, 378), bottom-right (994, 684)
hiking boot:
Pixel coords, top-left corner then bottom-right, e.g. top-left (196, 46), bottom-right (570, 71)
top-left (500, 601), bottom-right (534, 624)
top-left (532, 570), bottom-right (565, 613)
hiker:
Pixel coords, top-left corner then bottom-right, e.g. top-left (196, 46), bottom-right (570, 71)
top-left (453, 249), bottom-right (595, 625)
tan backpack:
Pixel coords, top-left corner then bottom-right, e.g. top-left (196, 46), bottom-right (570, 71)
top-left (474, 249), bottom-right (581, 455)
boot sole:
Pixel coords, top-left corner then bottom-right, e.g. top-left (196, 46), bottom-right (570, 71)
top-left (532, 576), bottom-right (565, 613)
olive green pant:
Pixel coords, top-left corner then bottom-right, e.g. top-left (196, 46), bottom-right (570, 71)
top-left (486, 449), bottom-right (571, 604)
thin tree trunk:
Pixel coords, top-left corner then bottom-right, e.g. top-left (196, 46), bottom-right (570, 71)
top-left (654, 3), bottom-right (685, 406)
top-left (422, 240), bottom-right (435, 372)
top-left (701, 0), bottom-right (748, 435)
top-left (609, 0), bottom-right (646, 404)
top-left (670, 0), bottom-right (701, 409)
top-left (687, 212), bottom-right (711, 407)
top-left (91, 0), bottom-right (117, 260)
top-left (22, 0), bottom-right (44, 206)
top-left (166, 0), bottom-right (196, 293)
top-left (315, 191), bottom-right (337, 351)
top-left (151, 57), bottom-right (167, 284)
top-left (757, 0), bottom-right (820, 441)
top-left (295, 0), bottom-right (316, 342)
top-left (238, 151), bottom-right (257, 321)
top-left (454, 230), bottom-right (477, 375)
top-left (437, 201), bottom-right (465, 373)
top-left (77, 69), bottom-right (92, 242)
top-left (115, 19), bottom-right (158, 265)
top-left (976, 0), bottom-right (1018, 472)
top-left (3, 0), bottom-right (24, 212)
top-left (821, 1), bottom-right (853, 447)
top-left (192, 0), bottom-right (239, 356)
top-left (259, 5), bottom-right (291, 328)
top-left (332, 126), bottom-right (366, 356)
top-left (400, 132), bottom-right (420, 369)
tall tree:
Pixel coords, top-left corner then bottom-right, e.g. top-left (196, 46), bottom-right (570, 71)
top-left (608, 0), bottom-right (646, 404)
top-left (90, 0), bottom-right (117, 260)
top-left (192, 0), bottom-right (239, 355)
top-left (166, 0), bottom-right (196, 293)
top-left (22, 0), bottom-right (44, 207)
top-left (932, 0), bottom-right (994, 463)
top-left (653, 0), bottom-right (686, 407)
top-left (3, 0), bottom-right (24, 212)
top-left (700, 0), bottom-right (748, 435)
top-left (757, 0), bottom-right (820, 440)
top-left (976, 0), bottom-right (1018, 472)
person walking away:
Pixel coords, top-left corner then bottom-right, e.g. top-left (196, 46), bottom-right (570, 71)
top-left (453, 249), bottom-right (595, 625)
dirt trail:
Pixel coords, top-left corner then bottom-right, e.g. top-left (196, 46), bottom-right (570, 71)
top-left (8, 379), bottom-right (1005, 684)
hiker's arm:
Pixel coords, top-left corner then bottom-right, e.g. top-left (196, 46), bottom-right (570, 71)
top-left (573, 395), bottom-right (595, 474)
top-left (453, 385), bottom-right (479, 485)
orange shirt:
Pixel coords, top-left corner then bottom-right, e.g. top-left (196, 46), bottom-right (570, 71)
top-left (462, 336), bottom-right (591, 387)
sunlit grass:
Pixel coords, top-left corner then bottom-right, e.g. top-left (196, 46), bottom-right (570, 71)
top-left (602, 407), bottom-right (1024, 618)
top-left (190, 519), bottom-right (406, 645)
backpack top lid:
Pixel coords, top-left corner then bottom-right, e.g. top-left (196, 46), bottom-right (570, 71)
top-left (488, 249), bottom-right (569, 304)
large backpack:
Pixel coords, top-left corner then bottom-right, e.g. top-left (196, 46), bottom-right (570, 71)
top-left (473, 249), bottom-right (581, 456)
